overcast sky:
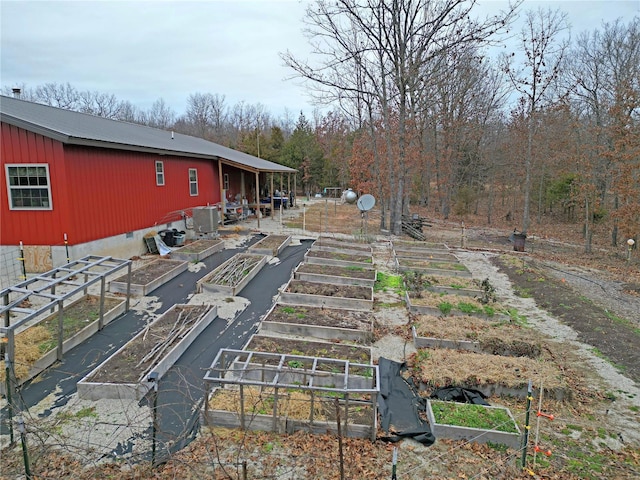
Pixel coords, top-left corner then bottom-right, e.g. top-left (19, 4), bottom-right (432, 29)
top-left (1, 0), bottom-right (639, 118)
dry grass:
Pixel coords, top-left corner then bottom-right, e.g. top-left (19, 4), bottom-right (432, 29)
top-left (286, 201), bottom-right (379, 236)
top-left (408, 348), bottom-right (565, 390)
top-left (0, 325), bottom-right (52, 381)
top-left (208, 387), bottom-right (327, 421)
top-left (413, 314), bottom-right (528, 341)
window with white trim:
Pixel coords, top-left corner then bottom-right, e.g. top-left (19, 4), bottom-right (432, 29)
top-left (223, 173), bottom-right (229, 191)
top-left (189, 168), bottom-right (198, 196)
top-left (6, 164), bottom-right (53, 209)
top-left (155, 161), bottom-right (165, 186)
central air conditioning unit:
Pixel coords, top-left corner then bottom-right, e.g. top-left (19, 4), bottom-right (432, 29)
top-left (192, 206), bottom-right (219, 234)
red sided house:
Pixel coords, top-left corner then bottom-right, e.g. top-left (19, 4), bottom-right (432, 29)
top-left (0, 95), bottom-right (296, 281)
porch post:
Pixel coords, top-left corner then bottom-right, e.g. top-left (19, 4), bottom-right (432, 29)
top-left (256, 171), bottom-right (261, 228)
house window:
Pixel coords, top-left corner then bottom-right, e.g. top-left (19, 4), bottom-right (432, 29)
top-left (155, 161), bottom-right (165, 186)
top-left (6, 164), bottom-right (53, 210)
top-left (189, 168), bottom-right (198, 196)
top-left (223, 173), bottom-right (229, 191)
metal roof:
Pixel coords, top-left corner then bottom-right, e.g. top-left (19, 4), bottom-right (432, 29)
top-left (0, 95), bottom-right (296, 173)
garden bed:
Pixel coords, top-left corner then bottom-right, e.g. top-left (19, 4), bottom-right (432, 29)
top-left (109, 258), bottom-right (188, 296)
top-left (260, 304), bottom-right (374, 343)
top-left (0, 295), bottom-right (126, 392)
top-left (171, 239), bottom-right (224, 262)
top-left (396, 257), bottom-right (471, 277)
top-left (408, 348), bottom-right (569, 400)
top-left (412, 315), bottom-right (541, 358)
top-left (402, 272), bottom-right (483, 298)
top-left (394, 249), bottom-right (458, 262)
top-left (280, 279), bottom-right (373, 311)
top-left (311, 240), bottom-right (372, 257)
top-left (426, 399), bottom-right (521, 449)
top-left (245, 335), bottom-right (371, 363)
top-left (294, 263), bottom-right (376, 287)
top-left (317, 236), bottom-right (372, 252)
top-left (205, 386), bottom-right (375, 438)
top-left (405, 291), bottom-right (508, 320)
top-left (304, 249), bottom-right (373, 268)
top-left (248, 234), bottom-right (291, 256)
top-left (197, 253), bottom-right (267, 296)
top-left (77, 304), bottom-right (217, 400)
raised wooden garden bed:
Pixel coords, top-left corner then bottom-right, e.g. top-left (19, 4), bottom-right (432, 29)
top-left (248, 234), bottom-right (291, 256)
top-left (109, 258), bottom-right (188, 296)
top-left (409, 348), bottom-right (569, 400)
top-left (317, 236), bottom-right (373, 251)
top-left (403, 273), bottom-right (483, 298)
top-left (396, 257), bottom-right (471, 277)
top-left (412, 315), bottom-right (541, 358)
top-left (78, 304), bottom-right (217, 400)
top-left (171, 239), bottom-right (224, 262)
top-left (405, 291), bottom-right (508, 320)
top-left (260, 304), bottom-right (374, 343)
top-left (394, 249), bottom-right (458, 262)
top-left (197, 253), bottom-right (267, 296)
top-left (279, 279), bottom-right (373, 311)
top-left (305, 249), bottom-right (373, 269)
top-left (0, 295), bottom-right (126, 393)
top-left (294, 263), bottom-right (376, 287)
top-left (426, 399), bottom-right (521, 449)
top-left (205, 385), bottom-right (375, 439)
top-left (392, 240), bottom-right (449, 250)
top-left (312, 239), bottom-right (373, 256)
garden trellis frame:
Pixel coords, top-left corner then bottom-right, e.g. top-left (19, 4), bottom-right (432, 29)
top-left (1, 255), bottom-right (132, 389)
top-left (204, 348), bottom-right (380, 441)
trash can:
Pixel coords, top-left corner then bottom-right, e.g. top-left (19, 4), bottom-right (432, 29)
top-left (172, 229), bottom-right (186, 247)
top-left (159, 229), bottom-right (175, 247)
top-left (513, 233), bottom-right (527, 252)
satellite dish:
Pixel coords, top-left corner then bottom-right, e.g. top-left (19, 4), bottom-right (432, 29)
top-left (357, 194), bottom-right (376, 212)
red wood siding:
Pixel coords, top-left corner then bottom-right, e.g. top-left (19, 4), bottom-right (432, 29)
top-left (1, 123), bottom-right (70, 245)
top-left (1, 123), bottom-right (221, 246)
top-left (62, 146), bottom-right (221, 244)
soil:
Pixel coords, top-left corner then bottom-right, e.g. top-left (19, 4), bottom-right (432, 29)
top-left (41, 294), bottom-right (123, 342)
top-left (245, 335), bottom-right (371, 365)
top-left (397, 257), bottom-right (469, 272)
top-left (111, 258), bottom-right (185, 285)
top-left (296, 263), bottom-right (376, 280)
top-left (86, 304), bottom-right (212, 383)
top-left (250, 234), bottom-right (289, 250)
top-left (286, 280), bottom-right (371, 299)
top-left (493, 256), bottom-right (640, 384)
top-left (307, 250), bottom-right (372, 262)
top-left (173, 239), bottom-right (222, 253)
top-left (266, 305), bottom-right (374, 330)
top-left (315, 238), bottom-right (372, 252)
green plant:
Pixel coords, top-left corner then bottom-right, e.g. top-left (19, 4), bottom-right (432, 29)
top-left (458, 302), bottom-right (483, 314)
top-left (438, 302), bottom-right (453, 315)
top-left (479, 278), bottom-right (497, 304)
top-left (375, 272), bottom-right (404, 294)
top-left (483, 305), bottom-right (495, 316)
top-left (282, 306), bottom-right (296, 314)
top-left (430, 401), bottom-right (518, 433)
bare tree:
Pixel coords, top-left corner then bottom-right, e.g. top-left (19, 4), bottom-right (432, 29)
top-left (147, 98), bottom-right (176, 129)
top-left (33, 82), bottom-right (80, 109)
top-left (283, 0), bottom-right (519, 235)
top-left (503, 7), bottom-right (570, 234)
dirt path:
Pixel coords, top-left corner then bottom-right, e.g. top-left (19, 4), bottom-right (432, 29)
top-left (455, 249), bottom-right (640, 447)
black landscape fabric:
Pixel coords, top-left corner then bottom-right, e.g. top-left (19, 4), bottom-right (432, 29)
top-left (430, 386), bottom-right (490, 406)
top-left (377, 357), bottom-right (435, 445)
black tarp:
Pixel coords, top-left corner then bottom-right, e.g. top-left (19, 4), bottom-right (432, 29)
top-left (430, 386), bottom-right (489, 405)
top-left (377, 357), bottom-right (435, 445)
